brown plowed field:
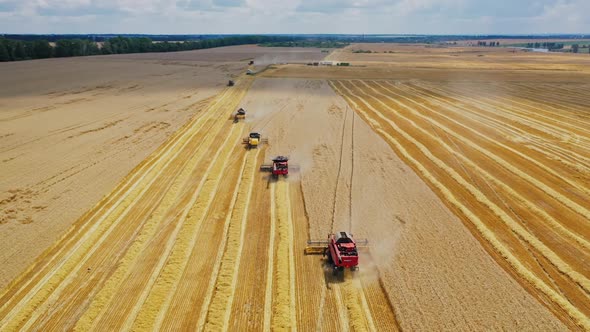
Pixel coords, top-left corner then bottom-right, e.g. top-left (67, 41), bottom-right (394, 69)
top-left (2, 44), bottom-right (589, 330)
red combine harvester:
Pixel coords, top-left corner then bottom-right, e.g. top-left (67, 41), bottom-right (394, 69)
top-left (306, 232), bottom-right (369, 274)
top-left (260, 156), bottom-right (298, 178)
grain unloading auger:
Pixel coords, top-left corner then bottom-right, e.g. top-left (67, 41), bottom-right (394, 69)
top-left (306, 232), bottom-right (369, 273)
top-left (242, 132), bottom-right (268, 150)
top-left (260, 156), bottom-right (299, 179)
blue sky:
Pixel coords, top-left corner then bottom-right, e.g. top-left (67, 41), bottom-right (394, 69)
top-left (0, 0), bottom-right (588, 34)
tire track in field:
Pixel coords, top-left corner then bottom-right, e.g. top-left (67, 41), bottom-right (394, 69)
top-left (330, 81), bottom-right (590, 330)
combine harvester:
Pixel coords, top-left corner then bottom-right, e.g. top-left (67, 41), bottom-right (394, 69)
top-left (260, 156), bottom-right (299, 179)
top-left (306, 232), bottom-right (369, 274)
top-left (242, 132), bottom-right (268, 150)
top-left (234, 108), bottom-right (246, 123)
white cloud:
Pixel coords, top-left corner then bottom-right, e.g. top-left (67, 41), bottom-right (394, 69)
top-left (0, 0), bottom-right (588, 34)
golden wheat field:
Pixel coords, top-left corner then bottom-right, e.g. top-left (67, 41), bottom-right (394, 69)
top-left (1, 43), bottom-right (589, 331)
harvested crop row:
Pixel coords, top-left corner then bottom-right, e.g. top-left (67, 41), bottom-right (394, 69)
top-left (228, 151), bottom-right (271, 331)
top-left (289, 183), bottom-right (342, 332)
top-left (366, 80), bottom-right (590, 212)
top-left (131, 146), bottom-right (243, 330)
top-left (0, 104), bottom-right (218, 330)
top-left (363, 81), bottom-right (590, 252)
top-left (271, 180), bottom-right (297, 331)
top-left (339, 271), bottom-right (374, 332)
top-left (45, 82), bottom-right (253, 331)
top-left (0, 80), bottom-right (234, 307)
top-left (330, 80), bottom-right (590, 330)
top-left (89, 120), bottom-right (245, 331)
top-left (203, 148), bottom-right (260, 331)
top-left (125, 82), bottom-right (253, 331)
top-left (0, 78), bottom-right (253, 330)
top-left (419, 83), bottom-right (590, 161)
top-left (339, 81), bottom-right (590, 294)
top-left (74, 99), bottom-right (245, 332)
top-left (400, 83), bottom-right (590, 174)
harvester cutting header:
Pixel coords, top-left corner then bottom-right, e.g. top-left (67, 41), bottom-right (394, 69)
top-left (306, 232), bottom-right (369, 274)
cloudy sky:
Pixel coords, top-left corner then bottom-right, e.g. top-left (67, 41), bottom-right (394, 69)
top-left (0, 0), bottom-right (588, 34)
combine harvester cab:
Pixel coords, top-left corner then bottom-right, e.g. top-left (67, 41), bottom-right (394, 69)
top-left (234, 108), bottom-right (246, 123)
top-left (306, 232), bottom-right (369, 274)
top-left (242, 132), bottom-right (268, 150)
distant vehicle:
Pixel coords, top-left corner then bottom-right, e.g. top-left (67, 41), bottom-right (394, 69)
top-left (234, 108), bottom-right (246, 123)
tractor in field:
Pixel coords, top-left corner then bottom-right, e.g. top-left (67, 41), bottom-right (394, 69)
top-left (260, 156), bottom-right (298, 178)
top-left (234, 108), bottom-right (246, 123)
top-left (242, 132), bottom-right (268, 150)
top-left (306, 232), bottom-right (368, 274)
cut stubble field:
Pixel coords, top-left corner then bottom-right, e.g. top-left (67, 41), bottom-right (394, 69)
top-left (1, 43), bottom-right (589, 331)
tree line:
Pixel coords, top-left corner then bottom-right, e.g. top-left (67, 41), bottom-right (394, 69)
top-left (477, 41), bottom-right (501, 46)
top-left (0, 35), bottom-right (299, 62)
top-left (526, 42), bottom-right (565, 50)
